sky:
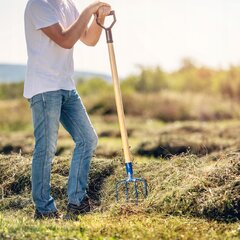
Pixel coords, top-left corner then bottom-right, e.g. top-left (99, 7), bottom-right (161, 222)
top-left (0, 0), bottom-right (240, 77)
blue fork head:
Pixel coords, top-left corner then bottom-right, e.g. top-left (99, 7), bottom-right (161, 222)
top-left (116, 162), bottom-right (148, 204)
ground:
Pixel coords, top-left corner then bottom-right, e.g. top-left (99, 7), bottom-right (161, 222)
top-left (0, 115), bottom-right (240, 240)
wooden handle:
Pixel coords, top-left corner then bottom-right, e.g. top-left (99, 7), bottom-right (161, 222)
top-left (107, 43), bottom-right (132, 163)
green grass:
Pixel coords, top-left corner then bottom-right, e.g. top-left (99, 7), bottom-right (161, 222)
top-left (0, 149), bottom-right (239, 239)
top-left (0, 211), bottom-right (239, 240)
top-left (0, 110), bottom-right (240, 239)
top-left (1, 67), bottom-right (240, 239)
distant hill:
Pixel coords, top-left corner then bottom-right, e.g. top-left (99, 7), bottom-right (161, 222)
top-left (0, 64), bottom-right (111, 83)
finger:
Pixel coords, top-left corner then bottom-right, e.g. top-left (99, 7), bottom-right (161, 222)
top-left (97, 6), bottom-right (110, 17)
top-left (105, 6), bottom-right (112, 14)
top-left (100, 6), bottom-right (111, 15)
top-left (98, 2), bottom-right (110, 8)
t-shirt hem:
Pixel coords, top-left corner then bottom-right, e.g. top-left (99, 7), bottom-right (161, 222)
top-left (35, 20), bottom-right (59, 30)
top-left (23, 86), bottom-right (76, 99)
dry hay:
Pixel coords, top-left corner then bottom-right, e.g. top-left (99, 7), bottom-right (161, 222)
top-left (0, 154), bottom-right (116, 210)
top-left (0, 151), bottom-right (239, 222)
top-left (135, 122), bottom-right (238, 158)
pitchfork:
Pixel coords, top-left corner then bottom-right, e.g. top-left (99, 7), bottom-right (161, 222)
top-left (96, 11), bottom-right (148, 204)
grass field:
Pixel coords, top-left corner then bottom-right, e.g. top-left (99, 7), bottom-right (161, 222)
top-left (0, 99), bottom-right (239, 240)
top-left (0, 150), bottom-right (239, 240)
top-left (1, 211), bottom-right (239, 240)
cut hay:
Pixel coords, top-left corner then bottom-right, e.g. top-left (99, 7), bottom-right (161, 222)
top-left (0, 151), bottom-right (239, 222)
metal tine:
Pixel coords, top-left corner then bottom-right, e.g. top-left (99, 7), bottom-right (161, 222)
top-left (134, 180), bottom-right (139, 204)
top-left (116, 180), bottom-right (126, 202)
top-left (143, 180), bottom-right (148, 197)
top-left (137, 178), bottom-right (148, 198)
top-left (116, 178), bottom-right (147, 203)
top-left (125, 181), bottom-right (129, 202)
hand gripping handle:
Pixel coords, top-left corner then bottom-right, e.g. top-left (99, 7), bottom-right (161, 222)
top-left (96, 10), bottom-right (116, 30)
top-left (96, 10), bottom-right (116, 43)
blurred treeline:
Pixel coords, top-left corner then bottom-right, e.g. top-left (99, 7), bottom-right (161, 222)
top-left (1, 59), bottom-right (240, 122)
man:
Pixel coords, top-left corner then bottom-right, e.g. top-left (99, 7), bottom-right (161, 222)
top-left (24, 0), bottom-right (111, 220)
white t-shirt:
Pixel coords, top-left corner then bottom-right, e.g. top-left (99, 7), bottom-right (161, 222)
top-left (24, 0), bottom-right (80, 99)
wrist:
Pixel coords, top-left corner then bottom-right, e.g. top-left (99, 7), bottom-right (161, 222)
top-left (85, 5), bottom-right (95, 16)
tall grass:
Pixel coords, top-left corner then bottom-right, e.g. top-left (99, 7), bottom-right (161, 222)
top-left (0, 82), bottom-right (24, 100)
top-left (0, 100), bottom-right (31, 132)
top-left (1, 62), bottom-right (240, 125)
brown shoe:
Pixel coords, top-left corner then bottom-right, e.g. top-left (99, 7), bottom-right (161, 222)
top-left (64, 196), bottom-right (91, 220)
top-left (34, 209), bottom-right (62, 220)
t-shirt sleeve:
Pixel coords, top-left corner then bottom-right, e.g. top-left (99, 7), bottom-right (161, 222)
top-left (28, 0), bottom-right (59, 30)
top-left (74, 6), bottom-right (80, 20)
top-left (70, 0), bottom-right (80, 20)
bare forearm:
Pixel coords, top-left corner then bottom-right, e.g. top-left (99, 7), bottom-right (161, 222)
top-left (62, 2), bottom-right (111, 48)
top-left (61, 7), bottom-right (93, 48)
top-left (81, 16), bottom-right (105, 46)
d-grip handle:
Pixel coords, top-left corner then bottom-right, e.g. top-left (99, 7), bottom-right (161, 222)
top-left (96, 10), bottom-right (116, 43)
top-left (96, 10), bottom-right (116, 30)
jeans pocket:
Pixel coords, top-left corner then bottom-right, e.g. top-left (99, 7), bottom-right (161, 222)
top-left (29, 94), bottom-right (44, 108)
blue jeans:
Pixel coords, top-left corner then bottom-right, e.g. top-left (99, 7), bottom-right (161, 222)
top-left (29, 89), bottom-right (98, 213)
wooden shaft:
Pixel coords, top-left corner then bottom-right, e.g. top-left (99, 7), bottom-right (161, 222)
top-left (107, 43), bottom-right (132, 163)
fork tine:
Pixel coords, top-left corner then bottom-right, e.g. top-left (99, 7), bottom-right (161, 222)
top-left (125, 181), bottom-right (129, 202)
top-left (134, 180), bottom-right (139, 204)
top-left (143, 179), bottom-right (148, 198)
top-left (115, 177), bottom-right (148, 203)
